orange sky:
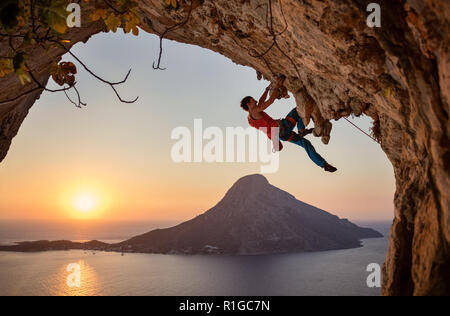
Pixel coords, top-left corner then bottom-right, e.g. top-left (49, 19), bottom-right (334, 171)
top-left (0, 32), bottom-right (395, 223)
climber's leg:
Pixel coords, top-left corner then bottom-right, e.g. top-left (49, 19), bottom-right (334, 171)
top-left (282, 132), bottom-right (326, 168)
top-left (285, 108), bottom-right (306, 132)
top-left (279, 115), bottom-right (295, 139)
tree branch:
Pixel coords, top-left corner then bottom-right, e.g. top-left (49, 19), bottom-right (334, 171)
top-left (51, 40), bottom-right (139, 104)
top-left (153, 0), bottom-right (194, 70)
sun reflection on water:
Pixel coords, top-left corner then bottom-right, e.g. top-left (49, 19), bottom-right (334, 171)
top-left (54, 260), bottom-right (101, 296)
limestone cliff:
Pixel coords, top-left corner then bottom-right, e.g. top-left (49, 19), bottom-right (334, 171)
top-left (0, 0), bottom-right (448, 295)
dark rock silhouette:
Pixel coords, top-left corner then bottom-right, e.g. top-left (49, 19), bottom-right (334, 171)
top-left (116, 174), bottom-right (381, 255)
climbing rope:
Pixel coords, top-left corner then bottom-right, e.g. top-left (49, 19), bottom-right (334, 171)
top-left (248, 0), bottom-right (301, 78)
top-left (343, 117), bottom-right (381, 144)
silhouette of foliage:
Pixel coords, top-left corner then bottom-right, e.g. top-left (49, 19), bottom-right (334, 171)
top-left (0, 0), bottom-right (141, 107)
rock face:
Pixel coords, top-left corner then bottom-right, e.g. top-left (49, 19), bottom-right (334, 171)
top-left (0, 0), bottom-right (448, 295)
top-left (117, 174), bottom-right (382, 254)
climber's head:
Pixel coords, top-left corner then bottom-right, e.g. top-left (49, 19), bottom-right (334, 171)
top-left (240, 96), bottom-right (256, 111)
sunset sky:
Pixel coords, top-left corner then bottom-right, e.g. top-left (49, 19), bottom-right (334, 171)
top-left (0, 31), bottom-right (395, 223)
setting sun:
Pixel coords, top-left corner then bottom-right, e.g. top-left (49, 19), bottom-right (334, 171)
top-left (58, 182), bottom-right (114, 220)
top-left (74, 194), bottom-right (97, 213)
top-left (68, 190), bottom-right (103, 219)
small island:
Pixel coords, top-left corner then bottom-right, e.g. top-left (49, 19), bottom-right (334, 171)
top-left (0, 175), bottom-right (382, 255)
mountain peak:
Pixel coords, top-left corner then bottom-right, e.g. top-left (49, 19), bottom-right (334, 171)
top-left (224, 174), bottom-right (270, 199)
top-left (113, 173), bottom-right (382, 254)
top-left (233, 174), bottom-right (269, 188)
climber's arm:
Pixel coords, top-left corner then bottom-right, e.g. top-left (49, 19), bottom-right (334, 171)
top-left (258, 86), bottom-right (270, 107)
top-left (255, 86), bottom-right (279, 113)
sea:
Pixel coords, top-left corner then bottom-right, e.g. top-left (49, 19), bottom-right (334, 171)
top-left (0, 220), bottom-right (392, 296)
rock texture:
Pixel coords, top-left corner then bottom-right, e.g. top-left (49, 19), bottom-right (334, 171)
top-left (0, 0), bottom-right (448, 295)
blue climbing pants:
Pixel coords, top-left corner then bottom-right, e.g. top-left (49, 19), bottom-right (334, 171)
top-left (279, 108), bottom-right (327, 168)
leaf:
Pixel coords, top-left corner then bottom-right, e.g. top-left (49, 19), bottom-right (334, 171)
top-left (0, 59), bottom-right (14, 78)
top-left (123, 11), bottom-right (140, 36)
top-left (165, 0), bottom-right (177, 9)
top-left (37, 0), bottom-right (70, 34)
top-left (17, 15), bottom-right (24, 27)
top-left (51, 21), bottom-right (68, 34)
top-left (90, 9), bottom-right (107, 22)
top-left (104, 13), bottom-right (121, 33)
top-left (50, 61), bottom-right (77, 87)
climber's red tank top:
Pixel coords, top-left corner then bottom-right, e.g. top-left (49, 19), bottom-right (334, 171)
top-left (248, 112), bottom-right (279, 139)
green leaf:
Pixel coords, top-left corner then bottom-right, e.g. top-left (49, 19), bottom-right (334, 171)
top-left (36, 0), bottom-right (70, 34)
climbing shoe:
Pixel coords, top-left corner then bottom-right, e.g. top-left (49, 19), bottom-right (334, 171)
top-left (324, 163), bottom-right (337, 173)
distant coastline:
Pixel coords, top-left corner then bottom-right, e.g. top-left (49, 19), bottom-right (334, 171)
top-left (0, 220), bottom-right (390, 255)
top-left (0, 236), bottom-right (384, 255)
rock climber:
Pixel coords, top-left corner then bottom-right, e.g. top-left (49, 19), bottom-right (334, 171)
top-left (240, 76), bottom-right (337, 173)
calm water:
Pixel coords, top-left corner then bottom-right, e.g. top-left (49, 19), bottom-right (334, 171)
top-left (0, 220), bottom-right (179, 245)
top-left (0, 221), bottom-right (391, 296)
